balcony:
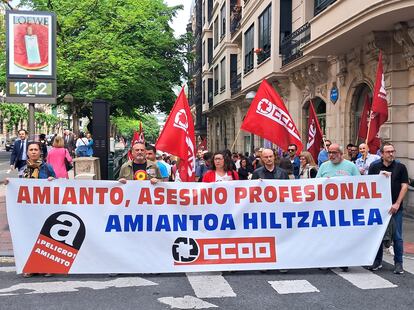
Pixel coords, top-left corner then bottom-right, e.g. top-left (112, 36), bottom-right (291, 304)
top-left (280, 23), bottom-right (310, 66)
top-left (230, 73), bottom-right (241, 96)
top-left (257, 48), bottom-right (271, 65)
top-left (314, 0), bottom-right (337, 16)
top-left (230, 5), bottom-right (242, 36)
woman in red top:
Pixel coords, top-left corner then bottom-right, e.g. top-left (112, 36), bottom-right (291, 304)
top-left (202, 151), bottom-right (239, 182)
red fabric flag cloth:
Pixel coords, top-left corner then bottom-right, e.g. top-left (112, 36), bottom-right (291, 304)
top-left (306, 101), bottom-right (323, 162)
top-left (241, 79), bottom-right (303, 154)
top-left (357, 95), bottom-right (380, 153)
top-left (128, 121), bottom-right (146, 161)
top-left (156, 87), bottom-right (196, 182)
top-left (367, 51), bottom-right (388, 151)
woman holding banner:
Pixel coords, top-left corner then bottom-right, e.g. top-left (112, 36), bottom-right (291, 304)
top-left (4, 141), bottom-right (56, 278)
top-left (298, 151), bottom-right (318, 179)
top-left (202, 151), bottom-right (239, 182)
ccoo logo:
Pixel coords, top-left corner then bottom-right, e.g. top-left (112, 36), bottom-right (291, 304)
top-left (172, 237), bottom-right (199, 263)
top-left (173, 109), bottom-right (189, 132)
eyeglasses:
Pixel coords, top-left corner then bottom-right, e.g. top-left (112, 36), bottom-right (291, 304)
top-left (325, 144), bottom-right (331, 147)
top-left (328, 151), bottom-right (339, 154)
top-left (288, 149), bottom-right (296, 152)
top-left (383, 150), bottom-right (395, 154)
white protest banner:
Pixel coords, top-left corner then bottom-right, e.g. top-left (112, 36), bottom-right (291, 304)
top-left (6, 176), bottom-right (391, 274)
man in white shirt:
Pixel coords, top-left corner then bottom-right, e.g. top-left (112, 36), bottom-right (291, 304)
top-left (355, 143), bottom-right (380, 175)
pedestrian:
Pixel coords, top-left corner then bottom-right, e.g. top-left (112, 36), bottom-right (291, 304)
top-left (355, 143), bottom-right (380, 175)
top-left (202, 151), bottom-right (239, 182)
top-left (47, 135), bottom-right (73, 179)
top-left (196, 151), bottom-right (212, 181)
top-left (238, 157), bottom-right (253, 180)
top-left (284, 144), bottom-right (300, 178)
top-left (86, 133), bottom-right (94, 156)
top-left (316, 144), bottom-right (360, 178)
top-left (9, 129), bottom-right (29, 178)
top-left (146, 145), bottom-right (169, 181)
top-left (317, 139), bottom-right (331, 167)
top-left (63, 129), bottom-right (75, 157)
top-left (118, 142), bottom-right (162, 184)
top-left (368, 142), bottom-right (409, 274)
top-left (316, 143), bottom-right (359, 272)
top-left (75, 132), bottom-right (89, 157)
top-left (39, 133), bottom-right (48, 159)
top-left (251, 148), bottom-right (289, 180)
top-left (5, 141), bottom-right (56, 278)
top-left (298, 151), bottom-right (318, 179)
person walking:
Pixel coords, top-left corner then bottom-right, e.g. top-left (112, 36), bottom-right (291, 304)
top-left (63, 129), bottom-right (75, 157)
top-left (368, 142), bottom-right (409, 274)
top-left (75, 132), bottom-right (89, 157)
top-left (47, 135), bottom-right (73, 179)
top-left (10, 129), bottom-right (29, 177)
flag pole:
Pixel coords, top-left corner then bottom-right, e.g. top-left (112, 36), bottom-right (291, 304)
top-left (230, 127), bottom-right (242, 153)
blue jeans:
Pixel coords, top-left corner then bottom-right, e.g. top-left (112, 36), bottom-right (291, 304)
top-left (375, 208), bottom-right (403, 263)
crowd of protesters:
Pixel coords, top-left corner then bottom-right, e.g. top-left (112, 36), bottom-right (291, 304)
top-left (5, 130), bottom-right (413, 276)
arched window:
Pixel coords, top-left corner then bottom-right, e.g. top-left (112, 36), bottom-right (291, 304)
top-left (303, 97), bottom-right (327, 139)
top-left (352, 83), bottom-right (372, 144)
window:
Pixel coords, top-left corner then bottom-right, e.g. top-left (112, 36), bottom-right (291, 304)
top-left (214, 17), bottom-right (219, 48)
top-left (220, 57), bottom-right (226, 91)
top-left (244, 24), bottom-right (254, 73)
top-left (258, 5), bottom-right (271, 64)
top-left (214, 66), bottom-right (219, 96)
top-left (220, 4), bottom-right (226, 40)
top-left (202, 80), bottom-right (206, 105)
top-left (207, 0), bottom-right (213, 23)
top-left (202, 41), bottom-right (206, 66)
top-left (208, 78), bottom-right (213, 106)
top-left (207, 38), bottom-right (213, 65)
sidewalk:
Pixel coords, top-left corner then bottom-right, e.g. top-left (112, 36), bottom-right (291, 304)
top-left (1, 183), bottom-right (414, 257)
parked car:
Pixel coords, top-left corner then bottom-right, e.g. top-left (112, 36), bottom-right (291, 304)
top-left (5, 137), bottom-right (17, 152)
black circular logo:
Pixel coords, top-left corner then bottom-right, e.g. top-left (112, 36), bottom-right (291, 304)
top-left (172, 237), bottom-right (199, 263)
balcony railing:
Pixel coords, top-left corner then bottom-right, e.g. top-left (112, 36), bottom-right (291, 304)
top-left (230, 6), bottom-right (242, 35)
top-left (257, 48), bottom-right (271, 65)
top-left (280, 23), bottom-right (311, 66)
top-left (230, 73), bottom-right (241, 95)
top-left (314, 0), bottom-right (337, 16)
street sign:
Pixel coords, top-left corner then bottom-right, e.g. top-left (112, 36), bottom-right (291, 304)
top-left (330, 85), bottom-right (339, 104)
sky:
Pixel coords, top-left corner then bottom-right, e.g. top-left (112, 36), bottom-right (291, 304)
top-left (165, 0), bottom-right (192, 37)
top-left (7, 0), bottom-right (191, 37)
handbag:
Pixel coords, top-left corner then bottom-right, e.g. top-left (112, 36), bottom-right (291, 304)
top-left (65, 157), bottom-right (73, 171)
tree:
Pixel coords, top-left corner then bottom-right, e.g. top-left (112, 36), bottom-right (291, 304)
top-left (14, 0), bottom-right (188, 133)
top-left (112, 112), bottom-right (160, 144)
top-left (0, 104), bottom-right (28, 132)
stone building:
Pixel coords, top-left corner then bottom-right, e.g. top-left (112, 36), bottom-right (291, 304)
top-left (190, 0), bottom-right (414, 214)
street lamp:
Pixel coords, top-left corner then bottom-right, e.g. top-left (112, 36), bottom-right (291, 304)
top-left (63, 94), bottom-right (73, 130)
top-left (245, 91), bottom-right (256, 155)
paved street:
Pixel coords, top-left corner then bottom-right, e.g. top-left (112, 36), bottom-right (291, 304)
top-left (0, 257), bottom-right (414, 310)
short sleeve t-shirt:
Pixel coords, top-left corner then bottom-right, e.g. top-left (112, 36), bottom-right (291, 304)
top-left (132, 162), bottom-right (148, 180)
top-left (316, 159), bottom-right (360, 177)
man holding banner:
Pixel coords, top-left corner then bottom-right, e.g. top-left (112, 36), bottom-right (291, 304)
top-left (368, 142), bottom-right (409, 274)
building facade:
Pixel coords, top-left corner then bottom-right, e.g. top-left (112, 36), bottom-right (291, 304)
top-left (193, 0), bottom-right (414, 214)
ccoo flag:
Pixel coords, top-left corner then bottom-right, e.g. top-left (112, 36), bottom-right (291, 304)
top-left (128, 121), bottom-right (145, 161)
top-left (367, 51), bottom-right (388, 149)
top-left (357, 95), bottom-right (380, 153)
top-left (155, 88), bottom-right (196, 182)
top-left (306, 101), bottom-right (323, 162)
top-left (241, 79), bottom-right (303, 154)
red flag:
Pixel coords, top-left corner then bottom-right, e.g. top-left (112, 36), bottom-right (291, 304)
top-left (241, 79), bottom-right (303, 154)
top-left (156, 88), bottom-right (196, 182)
top-left (367, 51), bottom-right (388, 149)
top-left (357, 94), bottom-right (371, 140)
top-left (128, 121), bottom-right (145, 160)
top-left (306, 101), bottom-right (323, 162)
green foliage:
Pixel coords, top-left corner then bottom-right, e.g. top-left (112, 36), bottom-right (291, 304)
top-left (15, 0), bottom-right (188, 116)
top-left (112, 113), bottom-right (160, 144)
top-left (0, 104), bottom-right (28, 131)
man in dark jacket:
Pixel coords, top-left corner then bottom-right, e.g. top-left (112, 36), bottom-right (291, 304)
top-left (252, 148), bottom-right (289, 180)
top-left (10, 129), bottom-right (28, 177)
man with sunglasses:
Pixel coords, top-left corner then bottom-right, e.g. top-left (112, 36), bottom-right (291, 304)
top-left (316, 143), bottom-right (360, 178)
top-left (368, 142), bottom-right (408, 274)
top-left (285, 144), bottom-right (300, 179)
